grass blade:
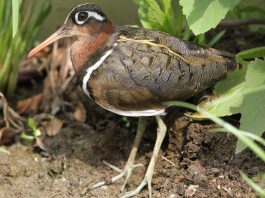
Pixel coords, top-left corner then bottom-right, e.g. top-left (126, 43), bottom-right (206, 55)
top-left (240, 172), bottom-right (265, 197)
top-left (236, 46), bottom-right (265, 60)
top-left (12, 0), bottom-right (20, 37)
top-left (207, 30), bottom-right (226, 47)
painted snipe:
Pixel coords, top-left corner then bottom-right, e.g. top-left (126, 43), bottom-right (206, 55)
top-left (28, 3), bottom-right (238, 198)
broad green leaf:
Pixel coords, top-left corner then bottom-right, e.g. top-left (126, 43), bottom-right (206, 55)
top-left (244, 59), bottom-right (265, 88)
top-left (214, 66), bottom-right (246, 94)
top-left (191, 59), bottom-right (265, 152)
top-left (235, 59), bottom-right (265, 152)
top-left (192, 84), bottom-right (244, 118)
top-left (179, 0), bottom-right (236, 35)
top-left (237, 92), bottom-right (265, 152)
top-left (191, 67), bottom-right (246, 118)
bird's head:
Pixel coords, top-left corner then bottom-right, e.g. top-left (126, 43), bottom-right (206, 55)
top-left (28, 3), bottom-right (113, 71)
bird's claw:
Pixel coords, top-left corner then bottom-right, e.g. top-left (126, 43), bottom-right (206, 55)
top-left (120, 175), bottom-right (152, 198)
top-left (90, 161), bottom-right (144, 192)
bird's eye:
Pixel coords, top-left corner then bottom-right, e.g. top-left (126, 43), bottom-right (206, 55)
top-left (75, 11), bottom-right (89, 25)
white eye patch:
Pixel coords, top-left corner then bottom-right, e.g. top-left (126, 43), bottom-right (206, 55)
top-left (74, 11), bottom-right (105, 25)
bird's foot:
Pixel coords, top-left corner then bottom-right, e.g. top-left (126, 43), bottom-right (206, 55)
top-left (120, 174), bottom-right (152, 198)
top-left (90, 160), bottom-right (144, 192)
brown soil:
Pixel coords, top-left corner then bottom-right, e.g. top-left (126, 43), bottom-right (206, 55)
top-left (0, 104), bottom-right (264, 198)
top-left (0, 29), bottom-right (265, 198)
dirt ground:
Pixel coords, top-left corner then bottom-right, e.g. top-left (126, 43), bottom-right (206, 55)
top-left (0, 29), bottom-right (265, 198)
top-left (0, 104), bottom-right (264, 198)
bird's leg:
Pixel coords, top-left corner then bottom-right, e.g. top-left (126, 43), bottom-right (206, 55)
top-left (120, 115), bottom-right (167, 198)
top-left (90, 117), bottom-right (147, 191)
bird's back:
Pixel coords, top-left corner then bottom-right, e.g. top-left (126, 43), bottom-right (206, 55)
top-left (114, 27), bottom-right (238, 100)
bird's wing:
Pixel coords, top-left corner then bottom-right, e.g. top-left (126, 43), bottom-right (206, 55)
top-left (115, 27), bottom-right (238, 100)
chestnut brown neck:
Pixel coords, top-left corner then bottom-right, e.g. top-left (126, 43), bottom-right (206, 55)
top-left (70, 21), bottom-right (113, 72)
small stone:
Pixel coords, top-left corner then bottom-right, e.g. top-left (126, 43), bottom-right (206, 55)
top-left (100, 185), bottom-right (108, 190)
top-left (185, 185), bottom-right (199, 197)
top-left (53, 177), bottom-right (70, 190)
top-left (186, 162), bottom-right (207, 182)
top-left (174, 174), bottom-right (185, 183)
top-left (211, 168), bottom-right (220, 174)
top-left (169, 194), bottom-right (178, 198)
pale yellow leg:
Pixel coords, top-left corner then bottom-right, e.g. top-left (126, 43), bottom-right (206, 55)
top-left (120, 115), bottom-right (167, 198)
top-left (90, 117), bottom-right (147, 191)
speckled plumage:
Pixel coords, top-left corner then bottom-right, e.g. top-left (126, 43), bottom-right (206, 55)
top-left (78, 26), bottom-right (238, 116)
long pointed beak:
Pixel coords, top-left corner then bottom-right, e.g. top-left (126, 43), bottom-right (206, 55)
top-left (28, 26), bottom-right (69, 58)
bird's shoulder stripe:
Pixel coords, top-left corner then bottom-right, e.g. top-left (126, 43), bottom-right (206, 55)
top-left (82, 48), bottom-right (114, 98)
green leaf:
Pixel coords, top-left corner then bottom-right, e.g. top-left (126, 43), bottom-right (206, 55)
top-left (193, 84), bottom-right (244, 118)
top-left (214, 67), bottom-right (246, 95)
top-left (12, 0), bottom-right (20, 37)
top-left (191, 59), bottom-right (265, 149)
top-left (1, 1), bottom-right (51, 95)
top-left (133, 0), bottom-right (178, 36)
top-left (27, 118), bottom-right (37, 131)
top-left (20, 132), bottom-right (35, 141)
top-left (161, 0), bottom-right (176, 34)
top-left (192, 67), bottom-right (246, 118)
top-left (196, 34), bottom-right (206, 46)
top-left (175, 5), bottom-right (183, 37)
top-left (146, 0), bottom-right (167, 30)
top-left (236, 46), bottom-right (265, 60)
top-left (32, 129), bottom-right (42, 138)
top-left (235, 60), bottom-right (265, 152)
top-left (161, 0), bottom-right (174, 20)
top-left (179, 0), bottom-right (236, 35)
top-left (193, 59), bottom-right (265, 152)
top-left (207, 30), bottom-right (226, 47)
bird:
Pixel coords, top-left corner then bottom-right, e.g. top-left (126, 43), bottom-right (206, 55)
top-left (28, 3), bottom-right (238, 198)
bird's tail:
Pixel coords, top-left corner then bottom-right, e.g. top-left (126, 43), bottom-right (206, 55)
top-left (208, 48), bottom-right (240, 71)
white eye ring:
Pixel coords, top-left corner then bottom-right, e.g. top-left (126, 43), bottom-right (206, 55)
top-left (75, 11), bottom-right (105, 25)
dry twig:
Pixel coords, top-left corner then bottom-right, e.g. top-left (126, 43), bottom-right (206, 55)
top-left (0, 93), bottom-right (25, 129)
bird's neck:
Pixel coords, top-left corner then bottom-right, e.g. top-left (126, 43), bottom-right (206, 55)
top-left (70, 22), bottom-right (113, 73)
